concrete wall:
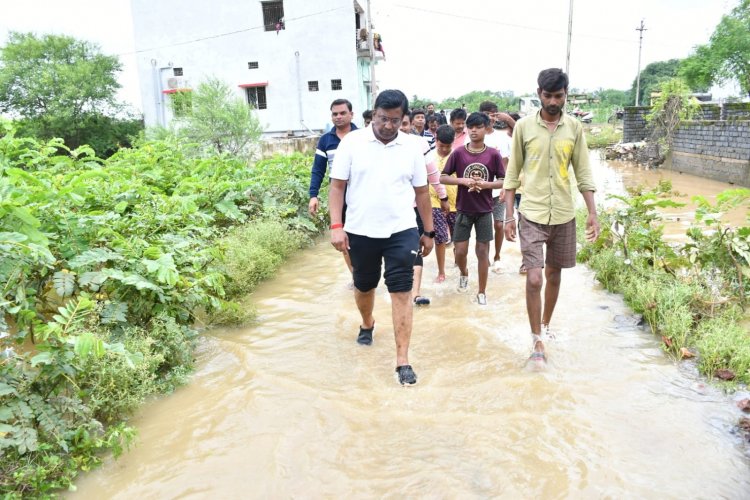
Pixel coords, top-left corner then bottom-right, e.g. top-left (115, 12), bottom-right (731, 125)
top-left (131, 0), bottom-right (373, 135)
top-left (624, 104), bottom-right (722, 142)
top-left (261, 136), bottom-right (318, 158)
top-left (672, 120), bottom-right (750, 186)
top-left (722, 102), bottom-right (750, 120)
top-left (623, 106), bottom-right (651, 143)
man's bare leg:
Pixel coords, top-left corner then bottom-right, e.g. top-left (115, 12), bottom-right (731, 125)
top-left (412, 265), bottom-right (424, 301)
top-left (542, 266), bottom-right (562, 329)
top-left (525, 267), bottom-right (544, 352)
top-left (390, 291), bottom-right (412, 366)
top-left (475, 241), bottom-right (490, 294)
top-left (343, 253), bottom-right (353, 274)
top-left (354, 288), bottom-right (375, 329)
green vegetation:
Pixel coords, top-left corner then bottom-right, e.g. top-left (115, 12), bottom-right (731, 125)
top-left (411, 90), bottom-right (516, 114)
top-left (578, 181), bottom-right (750, 384)
top-left (0, 120), bottom-right (322, 495)
top-left (680, 0), bottom-right (750, 97)
top-left (171, 77), bottom-right (263, 160)
top-left (629, 58), bottom-right (685, 106)
top-left (646, 79), bottom-right (701, 154)
top-left (0, 32), bottom-right (143, 156)
top-left (585, 124), bottom-right (623, 148)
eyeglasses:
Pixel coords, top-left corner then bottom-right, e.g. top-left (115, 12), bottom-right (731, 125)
top-left (374, 114), bottom-right (402, 126)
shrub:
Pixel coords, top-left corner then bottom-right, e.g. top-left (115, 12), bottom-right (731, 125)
top-left (220, 220), bottom-right (310, 298)
top-left (578, 182), bottom-right (750, 384)
top-left (696, 313), bottom-right (750, 383)
top-left (585, 124), bottom-right (622, 148)
top-left (78, 331), bottom-right (162, 424)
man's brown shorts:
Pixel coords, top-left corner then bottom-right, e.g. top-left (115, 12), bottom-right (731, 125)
top-left (518, 213), bottom-right (577, 269)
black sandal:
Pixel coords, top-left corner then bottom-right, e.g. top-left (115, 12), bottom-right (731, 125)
top-left (357, 323), bottom-right (374, 345)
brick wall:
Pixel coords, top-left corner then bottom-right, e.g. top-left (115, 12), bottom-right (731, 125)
top-left (672, 120), bottom-right (750, 186)
top-left (722, 102), bottom-right (750, 120)
top-left (623, 106), bottom-right (651, 143)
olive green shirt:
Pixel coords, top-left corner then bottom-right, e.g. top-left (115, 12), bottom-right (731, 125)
top-left (504, 110), bottom-right (596, 225)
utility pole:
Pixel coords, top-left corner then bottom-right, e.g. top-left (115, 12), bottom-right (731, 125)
top-left (367, 0), bottom-right (376, 108)
top-left (635, 19), bottom-right (647, 106)
top-left (565, 0), bottom-right (574, 78)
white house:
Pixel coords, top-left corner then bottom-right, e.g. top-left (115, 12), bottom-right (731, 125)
top-left (130, 0), bottom-right (379, 135)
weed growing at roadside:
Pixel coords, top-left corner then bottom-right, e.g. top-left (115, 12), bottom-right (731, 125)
top-left (578, 183), bottom-right (750, 383)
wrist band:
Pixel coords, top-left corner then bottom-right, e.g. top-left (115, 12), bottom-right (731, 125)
top-left (330, 223), bottom-right (344, 230)
top-left (439, 197), bottom-right (449, 202)
top-left (503, 218), bottom-right (516, 223)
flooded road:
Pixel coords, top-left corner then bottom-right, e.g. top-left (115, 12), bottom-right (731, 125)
top-left (72, 154), bottom-right (749, 498)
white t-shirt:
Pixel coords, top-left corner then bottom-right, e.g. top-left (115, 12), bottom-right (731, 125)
top-left (331, 127), bottom-right (428, 238)
top-left (465, 129), bottom-right (511, 158)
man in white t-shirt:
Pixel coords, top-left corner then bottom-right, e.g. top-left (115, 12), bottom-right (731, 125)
top-left (329, 89), bottom-right (435, 386)
top-left (470, 101), bottom-right (516, 271)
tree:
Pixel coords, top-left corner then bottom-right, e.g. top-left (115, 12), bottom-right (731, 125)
top-left (679, 45), bottom-right (718, 93)
top-left (439, 90), bottom-right (516, 113)
top-left (174, 77), bottom-right (263, 159)
top-left (630, 59), bottom-right (682, 106)
top-left (680, 0), bottom-right (750, 97)
top-left (0, 32), bottom-right (134, 151)
top-left (593, 88), bottom-right (630, 107)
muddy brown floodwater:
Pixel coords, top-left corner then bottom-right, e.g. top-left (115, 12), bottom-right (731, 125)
top-left (72, 153), bottom-right (750, 498)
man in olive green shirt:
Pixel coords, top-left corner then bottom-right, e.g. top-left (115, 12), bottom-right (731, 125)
top-left (503, 68), bottom-right (600, 364)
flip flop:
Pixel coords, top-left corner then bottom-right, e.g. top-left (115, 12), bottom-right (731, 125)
top-left (413, 296), bottom-right (430, 306)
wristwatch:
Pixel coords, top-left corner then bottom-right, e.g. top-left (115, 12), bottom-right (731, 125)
top-left (423, 230), bottom-right (436, 238)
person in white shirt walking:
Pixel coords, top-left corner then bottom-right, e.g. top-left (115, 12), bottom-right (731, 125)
top-left (329, 89), bottom-right (435, 386)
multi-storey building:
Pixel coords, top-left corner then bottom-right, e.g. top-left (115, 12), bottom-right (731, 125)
top-left (130, 0), bottom-right (379, 135)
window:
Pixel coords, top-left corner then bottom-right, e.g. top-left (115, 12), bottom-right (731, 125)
top-left (246, 86), bottom-right (267, 110)
top-left (262, 1), bottom-right (284, 32)
top-left (173, 67), bottom-right (183, 76)
top-left (170, 91), bottom-right (192, 117)
top-left (308, 81), bottom-right (319, 92)
top-left (248, 61), bottom-right (259, 69)
top-left (331, 79), bottom-right (342, 91)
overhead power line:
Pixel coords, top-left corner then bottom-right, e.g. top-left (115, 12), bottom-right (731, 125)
top-left (393, 4), bottom-right (680, 49)
top-left (117, 6), bottom-right (349, 57)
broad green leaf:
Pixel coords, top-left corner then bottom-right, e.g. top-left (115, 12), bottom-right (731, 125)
top-left (0, 232), bottom-right (28, 243)
top-left (74, 332), bottom-right (105, 358)
top-left (0, 407), bottom-right (12, 421)
top-left (79, 271), bottom-right (108, 290)
top-left (11, 207), bottom-right (40, 227)
top-left (0, 383), bottom-right (18, 397)
top-left (144, 254), bottom-right (179, 286)
top-left (30, 352), bottom-right (54, 366)
top-left (15, 426), bottom-right (38, 454)
top-left (118, 273), bottom-right (163, 293)
top-left (215, 199), bottom-right (246, 221)
top-left (68, 248), bottom-right (124, 269)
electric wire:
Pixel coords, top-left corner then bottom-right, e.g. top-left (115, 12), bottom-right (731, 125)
top-left (118, 6), bottom-right (350, 57)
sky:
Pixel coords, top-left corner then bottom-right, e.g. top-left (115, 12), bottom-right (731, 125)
top-left (0, 0), bottom-right (742, 112)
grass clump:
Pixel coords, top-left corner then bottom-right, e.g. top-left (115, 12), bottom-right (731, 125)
top-left (695, 313), bottom-right (750, 383)
top-left (585, 124), bottom-right (623, 148)
top-left (220, 219), bottom-right (311, 298)
top-left (578, 182), bottom-right (750, 384)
